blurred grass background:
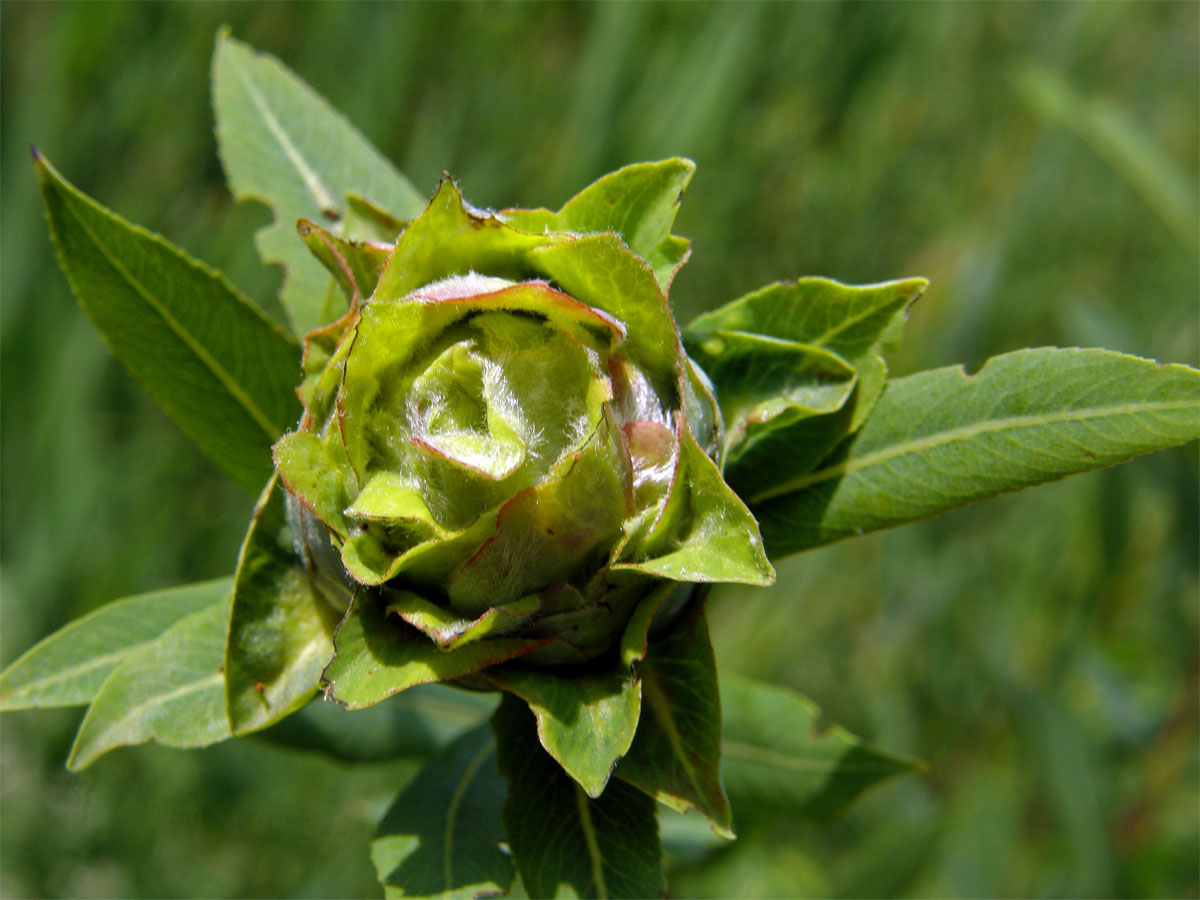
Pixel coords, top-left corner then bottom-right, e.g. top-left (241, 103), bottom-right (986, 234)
top-left (1, 2), bottom-right (1196, 897)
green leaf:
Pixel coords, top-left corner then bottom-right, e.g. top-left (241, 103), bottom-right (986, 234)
top-left (483, 665), bottom-right (641, 799)
top-left (506, 158), bottom-right (695, 290)
top-left (324, 594), bottom-right (546, 710)
top-left (530, 234), bottom-right (681, 391)
top-left (720, 675), bottom-right (921, 818)
top-left (67, 592), bottom-right (234, 770)
top-left (750, 348), bottom-right (1200, 558)
top-left (615, 602), bottom-right (732, 838)
top-left (297, 218), bottom-right (391, 303)
top-left (685, 277), bottom-right (925, 499)
top-left (225, 475), bottom-right (342, 735)
top-left (257, 683), bottom-right (497, 763)
top-left (493, 695), bottom-right (666, 900)
top-left (618, 427), bottom-right (775, 586)
top-left (212, 31), bottom-right (426, 334)
top-left (0, 579), bottom-right (231, 711)
top-left (372, 178), bottom-right (555, 303)
top-left (371, 724), bottom-right (513, 900)
top-left (34, 151), bottom-right (302, 494)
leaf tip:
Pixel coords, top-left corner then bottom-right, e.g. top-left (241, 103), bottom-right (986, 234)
top-left (29, 141), bottom-right (40, 162)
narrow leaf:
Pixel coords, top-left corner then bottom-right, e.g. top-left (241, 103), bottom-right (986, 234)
top-left (34, 151), bottom-right (301, 494)
top-left (493, 695), bottom-right (666, 900)
top-left (616, 602), bottom-right (732, 838)
top-left (720, 675), bottom-right (921, 818)
top-left (68, 593), bottom-right (234, 770)
top-left (483, 665), bottom-right (641, 798)
top-left (225, 475), bottom-right (342, 735)
top-left (751, 348), bottom-right (1200, 558)
top-left (371, 724), bottom-right (513, 900)
top-left (212, 32), bottom-right (426, 334)
top-left (0, 579), bottom-right (230, 711)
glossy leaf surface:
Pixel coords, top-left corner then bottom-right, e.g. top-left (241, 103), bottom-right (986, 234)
top-left (493, 696), bottom-right (665, 900)
top-left (615, 603), bottom-right (732, 837)
top-left (719, 675), bottom-right (921, 818)
top-left (225, 476), bottom-right (341, 734)
top-left (751, 348), bottom-right (1200, 558)
top-left (35, 152), bottom-right (302, 494)
top-left (371, 724), bottom-right (513, 900)
top-left (68, 594), bottom-right (233, 770)
top-left (212, 31), bottom-right (426, 334)
top-left (0, 579), bottom-right (231, 711)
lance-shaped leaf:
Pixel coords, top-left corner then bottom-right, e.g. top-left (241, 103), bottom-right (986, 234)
top-left (67, 593), bottom-right (234, 770)
top-left (212, 31), bottom-right (426, 334)
top-left (258, 683), bottom-right (497, 763)
top-left (34, 151), bottom-right (302, 494)
top-left (750, 348), bottom-right (1200, 558)
top-left (225, 475), bottom-right (342, 735)
top-left (719, 675), bottom-right (921, 818)
top-left (504, 158), bottom-right (695, 290)
top-left (615, 602), bottom-right (732, 838)
top-left (493, 695), bottom-right (666, 900)
top-left (685, 277), bottom-right (926, 498)
top-left (324, 594), bottom-right (547, 710)
top-left (0, 579), bottom-right (231, 711)
top-left (371, 724), bottom-right (513, 900)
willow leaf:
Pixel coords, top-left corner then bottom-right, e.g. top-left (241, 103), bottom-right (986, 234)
top-left (752, 348), bottom-right (1200, 558)
top-left (35, 151), bottom-right (301, 494)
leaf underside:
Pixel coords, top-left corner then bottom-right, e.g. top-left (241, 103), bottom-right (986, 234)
top-left (212, 31), bottom-right (426, 335)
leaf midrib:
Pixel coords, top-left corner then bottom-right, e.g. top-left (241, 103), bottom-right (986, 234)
top-left (73, 671), bottom-right (225, 766)
top-left (443, 740), bottom-right (494, 892)
top-left (641, 665), bottom-right (708, 809)
top-left (723, 739), bottom-right (898, 773)
top-left (574, 783), bottom-right (608, 900)
top-left (226, 49), bottom-right (338, 213)
top-left (750, 398), bottom-right (1195, 503)
top-left (59, 185), bottom-right (285, 443)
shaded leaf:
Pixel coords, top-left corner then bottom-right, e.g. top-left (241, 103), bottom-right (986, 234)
top-left (225, 475), bottom-right (342, 734)
top-left (67, 593), bottom-right (233, 770)
top-left (750, 348), bottom-right (1200, 558)
top-left (616, 602), bottom-right (732, 838)
top-left (0, 579), bottom-right (231, 711)
top-left (720, 675), bottom-right (921, 818)
top-left (257, 683), bottom-right (497, 763)
top-left (324, 594), bottom-right (546, 710)
top-left (371, 724), bottom-right (513, 899)
top-left (212, 31), bottom-right (426, 334)
top-left (34, 151), bottom-right (301, 494)
top-left (493, 695), bottom-right (665, 900)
